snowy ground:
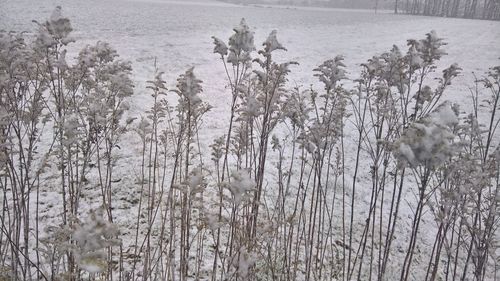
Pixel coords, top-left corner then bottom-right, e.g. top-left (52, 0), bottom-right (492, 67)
top-left (4, 0), bottom-right (497, 150)
top-left (1, 0), bottom-right (500, 279)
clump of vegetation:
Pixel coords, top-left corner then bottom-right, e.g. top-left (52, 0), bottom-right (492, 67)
top-left (0, 7), bottom-right (498, 281)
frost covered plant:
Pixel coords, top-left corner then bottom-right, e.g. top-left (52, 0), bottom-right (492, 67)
top-left (58, 39), bottom-right (134, 240)
top-left (394, 103), bottom-right (460, 281)
top-left (283, 57), bottom-right (348, 280)
top-left (33, 6), bottom-right (75, 47)
top-left (175, 67), bottom-right (202, 104)
top-left (211, 22), bottom-right (296, 279)
top-left (171, 67), bottom-right (210, 280)
top-left (0, 7), bottom-right (134, 280)
top-left (211, 19), bottom-right (256, 183)
top-left (190, 164), bottom-right (208, 187)
top-left (419, 65), bottom-right (500, 281)
top-left (394, 102), bottom-right (459, 169)
top-left (212, 18), bottom-right (255, 67)
top-left (306, 56), bottom-right (348, 151)
top-left (72, 42), bottom-right (134, 153)
top-left (314, 55), bottom-right (347, 89)
top-left (407, 30), bottom-right (446, 69)
top-left (282, 87), bottom-right (311, 130)
top-left (74, 41), bottom-right (134, 101)
top-left (448, 64), bottom-right (500, 281)
top-left (0, 14), bottom-right (63, 281)
top-left (404, 31), bottom-right (461, 120)
top-left (0, 7), bottom-right (71, 280)
top-left (38, 209), bottom-right (120, 278)
top-left (342, 33), bottom-right (462, 280)
top-left (72, 209), bottom-right (121, 274)
top-left (227, 246), bottom-right (257, 280)
top-left (211, 19), bottom-right (257, 279)
top-left (248, 29), bottom-right (296, 237)
top-left (227, 169), bottom-right (255, 206)
top-left (173, 67), bottom-right (210, 173)
top-left (173, 67), bottom-right (211, 134)
top-left (128, 70), bottom-right (171, 280)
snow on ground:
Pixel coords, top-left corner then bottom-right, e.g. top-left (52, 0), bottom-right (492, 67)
top-left (1, 0), bottom-right (500, 278)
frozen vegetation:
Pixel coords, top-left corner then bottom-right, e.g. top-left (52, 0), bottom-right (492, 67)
top-left (0, 1), bottom-right (500, 281)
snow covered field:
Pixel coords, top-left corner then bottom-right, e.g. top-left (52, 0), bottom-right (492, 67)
top-left (1, 0), bottom-right (500, 280)
top-left (3, 0), bottom-right (498, 152)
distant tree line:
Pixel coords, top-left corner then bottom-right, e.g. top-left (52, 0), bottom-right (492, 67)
top-left (220, 0), bottom-right (500, 19)
top-left (395, 0), bottom-right (500, 20)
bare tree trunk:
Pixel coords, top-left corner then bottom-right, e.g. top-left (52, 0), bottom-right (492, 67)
top-left (452, 0), bottom-right (461, 17)
top-left (470, 0), bottom-right (478, 17)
